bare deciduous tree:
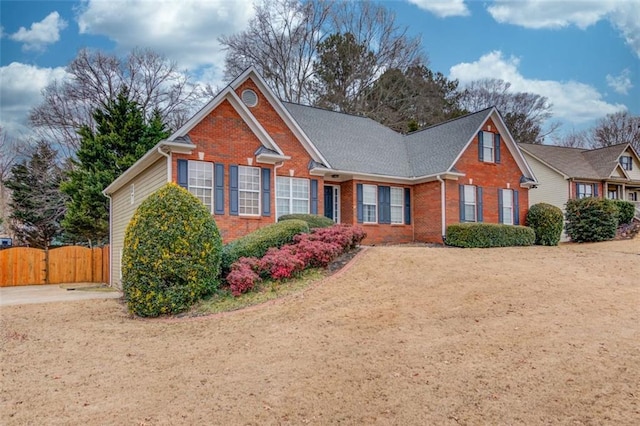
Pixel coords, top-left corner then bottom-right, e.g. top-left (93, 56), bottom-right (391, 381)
top-left (549, 129), bottom-right (593, 148)
top-left (29, 48), bottom-right (206, 157)
top-left (591, 111), bottom-right (640, 152)
top-left (459, 79), bottom-right (558, 144)
top-left (220, 0), bottom-right (333, 104)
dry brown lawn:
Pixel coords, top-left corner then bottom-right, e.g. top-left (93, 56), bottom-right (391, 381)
top-left (2, 238), bottom-right (639, 425)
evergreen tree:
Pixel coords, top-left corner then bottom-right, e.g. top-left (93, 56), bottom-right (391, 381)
top-left (61, 88), bottom-right (169, 246)
top-left (5, 141), bottom-right (67, 248)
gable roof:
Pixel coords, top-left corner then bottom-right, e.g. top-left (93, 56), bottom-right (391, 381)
top-left (405, 108), bottom-right (493, 176)
top-left (518, 142), bottom-right (634, 180)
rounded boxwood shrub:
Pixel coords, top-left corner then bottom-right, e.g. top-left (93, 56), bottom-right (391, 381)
top-left (613, 200), bottom-right (635, 225)
top-left (122, 183), bottom-right (222, 317)
top-left (278, 213), bottom-right (334, 229)
top-left (445, 223), bottom-right (535, 248)
top-left (565, 197), bottom-right (617, 243)
top-left (526, 203), bottom-right (564, 246)
top-left (221, 219), bottom-right (309, 273)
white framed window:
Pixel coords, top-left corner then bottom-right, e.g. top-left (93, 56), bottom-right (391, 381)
top-left (276, 177), bottom-right (309, 218)
top-left (576, 183), bottom-right (593, 199)
top-left (239, 166), bottom-right (260, 216)
top-left (620, 156), bottom-right (632, 171)
top-left (482, 131), bottom-right (495, 163)
top-left (501, 189), bottom-right (514, 225)
top-left (464, 185), bottom-right (477, 222)
top-left (390, 187), bottom-right (404, 224)
top-left (363, 184), bottom-right (377, 223)
top-left (187, 161), bottom-right (213, 212)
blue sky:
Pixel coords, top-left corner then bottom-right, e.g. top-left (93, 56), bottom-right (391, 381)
top-left (1, 0), bottom-right (639, 144)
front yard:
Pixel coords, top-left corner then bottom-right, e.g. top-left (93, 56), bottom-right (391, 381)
top-left (1, 238), bottom-right (639, 424)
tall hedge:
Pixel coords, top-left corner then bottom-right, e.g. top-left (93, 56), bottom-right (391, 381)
top-left (122, 183), bottom-right (222, 317)
top-left (613, 200), bottom-right (635, 225)
top-left (565, 197), bottom-right (617, 243)
top-left (445, 223), bottom-right (535, 248)
top-left (278, 213), bottom-right (334, 229)
top-left (526, 203), bottom-right (564, 246)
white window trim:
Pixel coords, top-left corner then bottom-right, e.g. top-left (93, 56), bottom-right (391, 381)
top-left (576, 183), bottom-right (593, 199)
top-left (482, 131), bottom-right (495, 163)
top-left (620, 156), bottom-right (632, 171)
top-left (187, 160), bottom-right (214, 213)
top-left (238, 165), bottom-right (261, 216)
top-left (464, 185), bottom-right (477, 222)
top-left (501, 189), bottom-right (514, 225)
top-left (362, 184), bottom-right (377, 223)
top-left (390, 187), bottom-right (404, 224)
top-left (276, 176), bottom-right (310, 218)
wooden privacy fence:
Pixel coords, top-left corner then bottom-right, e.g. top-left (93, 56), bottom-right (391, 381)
top-left (0, 245), bottom-right (109, 287)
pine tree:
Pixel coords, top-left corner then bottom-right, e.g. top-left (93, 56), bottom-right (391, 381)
top-left (61, 88), bottom-right (169, 246)
top-left (5, 141), bottom-right (67, 248)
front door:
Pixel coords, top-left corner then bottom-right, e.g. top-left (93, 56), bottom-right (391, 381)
top-left (323, 185), bottom-right (340, 223)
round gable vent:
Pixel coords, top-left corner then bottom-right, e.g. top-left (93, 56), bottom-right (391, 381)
top-left (241, 89), bottom-right (258, 107)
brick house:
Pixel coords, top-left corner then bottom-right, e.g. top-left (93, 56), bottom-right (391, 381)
top-left (104, 67), bottom-right (538, 288)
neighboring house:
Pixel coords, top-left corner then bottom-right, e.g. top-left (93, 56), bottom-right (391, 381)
top-left (519, 142), bottom-right (640, 222)
top-left (104, 67), bottom-right (538, 288)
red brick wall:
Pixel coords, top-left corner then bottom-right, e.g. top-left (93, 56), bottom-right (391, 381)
top-left (171, 80), bottom-right (324, 243)
top-left (341, 179), bottom-right (413, 245)
top-left (451, 118), bottom-right (529, 227)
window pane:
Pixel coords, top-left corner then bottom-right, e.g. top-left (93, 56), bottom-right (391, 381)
top-left (390, 187), bottom-right (403, 205)
top-left (292, 179), bottom-right (309, 199)
top-left (187, 161), bottom-right (213, 212)
top-left (464, 185), bottom-right (475, 203)
top-left (363, 185), bottom-right (376, 204)
top-left (391, 206), bottom-right (403, 224)
top-left (482, 132), bottom-right (494, 162)
top-left (502, 207), bottom-right (513, 225)
top-left (363, 205), bottom-right (377, 223)
top-left (465, 205), bottom-right (476, 222)
top-left (292, 199), bottom-right (308, 214)
top-left (277, 199), bottom-right (290, 217)
top-left (276, 177), bottom-right (290, 197)
top-left (502, 189), bottom-right (513, 207)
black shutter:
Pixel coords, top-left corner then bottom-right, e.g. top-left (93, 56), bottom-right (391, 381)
top-left (498, 188), bottom-right (504, 224)
top-left (514, 190), bottom-right (520, 225)
top-left (477, 186), bottom-right (483, 222)
top-left (214, 163), bottom-right (224, 215)
top-left (261, 168), bottom-right (271, 217)
top-left (229, 165), bottom-right (238, 216)
top-left (378, 186), bottom-right (390, 224)
top-left (177, 159), bottom-right (188, 188)
top-left (459, 184), bottom-right (465, 222)
top-left (404, 188), bottom-right (411, 225)
top-left (495, 134), bottom-right (501, 164)
top-left (356, 184), bottom-right (363, 223)
top-left (478, 132), bottom-right (484, 162)
top-left (310, 179), bottom-right (318, 214)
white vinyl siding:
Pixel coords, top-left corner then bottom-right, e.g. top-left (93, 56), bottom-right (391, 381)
top-left (238, 166), bottom-right (260, 216)
top-left (110, 158), bottom-right (167, 289)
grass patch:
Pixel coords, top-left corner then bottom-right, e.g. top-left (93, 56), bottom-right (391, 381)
top-left (190, 268), bottom-right (325, 316)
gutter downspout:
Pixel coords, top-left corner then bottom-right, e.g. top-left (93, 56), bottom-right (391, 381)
top-left (437, 175), bottom-right (446, 243)
top-left (157, 146), bottom-right (171, 183)
top-left (105, 193), bottom-right (113, 287)
top-left (273, 161), bottom-right (285, 222)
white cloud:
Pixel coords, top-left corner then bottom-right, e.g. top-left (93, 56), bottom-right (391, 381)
top-left (407, 0), bottom-right (470, 17)
top-left (487, 0), bottom-right (640, 57)
top-left (449, 51), bottom-right (625, 125)
top-left (76, 0), bottom-right (254, 78)
top-left (9, 11), bottom-right (67, 51)
top-left (0, 63), bottom-right (68, 138)
top-left (606, 69), bottom-right (633, 95)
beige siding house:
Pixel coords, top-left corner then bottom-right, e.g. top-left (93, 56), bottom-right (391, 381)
top-left (104, 142), bottom-right (195, 289)
top-left (519, 143), bottom-right (640, 231)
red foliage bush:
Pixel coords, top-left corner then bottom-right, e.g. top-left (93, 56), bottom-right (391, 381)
top-left (226, 225), bottom-right (366, 297)
top-left (226, 257), bottom-right (261, 296)
top-left (257, 246), bottom-right (306, 280)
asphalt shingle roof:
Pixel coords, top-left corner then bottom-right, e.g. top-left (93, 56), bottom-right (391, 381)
top-left (518, 143), bottom-right (628, 179)
top-left (283, 102), bottom-right (495, 178)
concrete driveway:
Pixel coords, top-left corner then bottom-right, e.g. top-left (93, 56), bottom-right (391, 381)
top-left (0, 284), bottom-right (122, 307)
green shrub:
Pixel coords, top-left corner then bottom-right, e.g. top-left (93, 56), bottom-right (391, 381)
top-left (613, 200), bottom-right (635, 225)
top-left (526, 203), bottom-right (564, 246)
top-left (221, 220), bottom-right (310, 272)
top-left (445, 223), bottom-right (535, 248)
top-left (565, 197), bottom-right (617, 243)
top-left (122, 183), bottom-right (222, 317)
top-left (278, 213), bottom-right (335, 229)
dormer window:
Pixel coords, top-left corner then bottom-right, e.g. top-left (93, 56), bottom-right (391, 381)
top-left (620, 155), bottom-right (632, 171)
top-left (478, 131), bottom-right (501, 163)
